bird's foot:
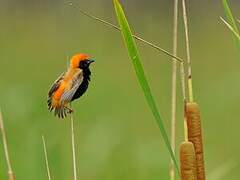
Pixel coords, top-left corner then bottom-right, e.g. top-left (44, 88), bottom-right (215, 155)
top-left (64, 106), bottom-right (74, 114)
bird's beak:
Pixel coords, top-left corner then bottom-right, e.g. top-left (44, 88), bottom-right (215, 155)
top-left (87, 59), bottom-right (95, 64)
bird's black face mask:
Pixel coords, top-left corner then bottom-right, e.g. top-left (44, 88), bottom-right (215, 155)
top-left (79, 59), bottom-right (95, 69)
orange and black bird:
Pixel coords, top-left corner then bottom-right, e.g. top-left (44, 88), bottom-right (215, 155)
top-left (47, 53), bottom-right (95, 118)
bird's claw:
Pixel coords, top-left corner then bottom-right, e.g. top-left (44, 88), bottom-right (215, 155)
top-left (64, 106), bottom-right (74, 114)
top-left (68, 109), bottom-right (74, 114)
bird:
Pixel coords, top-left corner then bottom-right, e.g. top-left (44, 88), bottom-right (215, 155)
top-left (47, 53), bottom-right (95, 118)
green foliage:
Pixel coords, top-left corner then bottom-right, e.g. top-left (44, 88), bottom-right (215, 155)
top-left (222, 0), bottom-right (240, 53)
top-left (113, 0), bottom-right (179, 174)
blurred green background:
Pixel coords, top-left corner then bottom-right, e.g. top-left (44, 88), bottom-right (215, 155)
top-left (0, 0), bottom-right (240, 179)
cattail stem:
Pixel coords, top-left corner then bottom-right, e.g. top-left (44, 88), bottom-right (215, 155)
top-left (180, 62), bottom-right (188, 143)
top-left (183, 116), bottom-right (188, 142)
top-left (67, 1), bottom-right (184, 63)
top-left (170, 0), bottom-right (179, 179)
top-left (180, 2), bottom-right (205, 180)
top-left (186, 103), bottom-right (205, 180)
top-left (188, 78), bottom-right (194, 103)
top-left (42, 135), bottom-right (52, 180)
top-left (181, 0), bottom-right (194, 102)
top-left (70, 113), bottom-right (77, 180)
top-left (179, 62), bottom-right (187, 103)
top-left (180, 141), bottom-right (197, 180)
top-left (0, 109), bottom-right (15, 180)
top-left (8, 173), bottom-right (15, 180)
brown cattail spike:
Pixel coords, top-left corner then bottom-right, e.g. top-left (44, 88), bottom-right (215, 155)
top-left (180, 142), bottom-right (197, 180)
top-left (8, 172), bottom-right (15, 180)
top-left (186, 102), bottom-right (205, 180)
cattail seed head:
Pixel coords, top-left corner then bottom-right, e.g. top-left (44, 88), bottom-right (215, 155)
top-left (186, 102), bottom-right (205, 180)
top-left (180, 141), bottom-right (197, 180)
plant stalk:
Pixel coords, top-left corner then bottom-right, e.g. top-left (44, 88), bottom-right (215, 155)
top-left (0, 109), bottom-right (15, 180)
top-left (182, 0), bottom-right (194, 102)
top-left (71, 113), bottom-right (77, 180)
top-left (170, 0), bottom-right (179, 179)
top-left (42, 135), bottom-right (52, 180)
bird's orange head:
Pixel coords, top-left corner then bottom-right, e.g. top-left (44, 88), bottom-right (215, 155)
top-left (70, 53), bottom-right (94, 69)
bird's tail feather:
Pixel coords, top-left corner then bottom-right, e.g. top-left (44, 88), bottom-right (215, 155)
top-left (54, 106), bottom-right (71, 119)
top-left (48, 98), bottom-right (72, 118)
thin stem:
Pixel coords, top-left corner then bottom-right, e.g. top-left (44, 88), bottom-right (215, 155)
top-left (180, 65), bottom-right (188, 142)
top-left (70, 113), bottom-right (77, 180)
top-left (0, 109), bottom-right (15, 180)
top-left (42, 135), bottom-right (52, 180)
top-left (67, 1), bottom-right (184, 63)
top-left (170, 0), bottom-right (178, 180)
top-left (220, 17), bottom-right (240, 40)
top-left (184, 112), bottom-right (188, 142)
top-left (177, 2), bottom-right (188, 143)
top-left (182, 0), bottom-right (194, 102)
top-left (180, 62), bottom-right (187, 102)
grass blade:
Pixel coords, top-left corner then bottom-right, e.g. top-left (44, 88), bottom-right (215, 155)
top-left (220, 17), bottom-right (240, 41)
top-left (222, 0), bottom-right (239, 33)
top-left (222, 0), bottom-right (240, 53)
top-left (113, 0), bottom-right (179, 174)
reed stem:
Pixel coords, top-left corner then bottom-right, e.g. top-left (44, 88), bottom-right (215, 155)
top-left (70, 113), bottom-right (77, 180)
top-left (170, 0), bottom-right (179, 179)
top-left (42, 135), bottom-right (52, 180)
top-left (183, 115), bottom-right (188, 142)
top-left (182, 0), bottom-right (194, 102)
top-left (180, 62), bottom-right (188, 142)
top-left (0, 109), bottom-right (15, 180)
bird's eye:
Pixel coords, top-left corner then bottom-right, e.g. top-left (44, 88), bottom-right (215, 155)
top-left (79, 60), bottom-right (88, 69)
top-left (79, 59), bottom-right (94, 69)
